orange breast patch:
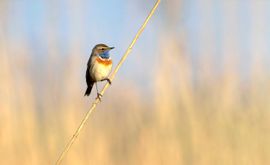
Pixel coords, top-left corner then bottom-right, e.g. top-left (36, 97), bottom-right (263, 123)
top-left (96, 57), bottom-right (112, 66)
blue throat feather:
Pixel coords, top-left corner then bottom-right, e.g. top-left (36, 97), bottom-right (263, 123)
top-left (99, 51), bottom-right (110, 59)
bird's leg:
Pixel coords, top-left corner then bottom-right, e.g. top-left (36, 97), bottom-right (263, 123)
top-left (95, 83), bottom-right (102, 101)
top-left (101, 78), bottom-right (112, 85)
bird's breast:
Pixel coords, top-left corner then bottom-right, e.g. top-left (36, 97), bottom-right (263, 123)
top-left (90, 57), bottom-right (112, 81)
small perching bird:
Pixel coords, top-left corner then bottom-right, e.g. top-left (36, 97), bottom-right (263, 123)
top-left (85, 44), bottom-right (114, 99)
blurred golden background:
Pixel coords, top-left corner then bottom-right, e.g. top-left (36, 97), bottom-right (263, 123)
top-left (0, 0), bottom-right (270, 164)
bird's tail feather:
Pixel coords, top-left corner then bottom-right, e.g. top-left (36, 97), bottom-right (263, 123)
top-left (84, 83), bottom-right (93, 96)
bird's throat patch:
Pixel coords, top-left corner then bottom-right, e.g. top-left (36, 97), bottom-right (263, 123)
top-left (96, 57), bottom-right (112, 66)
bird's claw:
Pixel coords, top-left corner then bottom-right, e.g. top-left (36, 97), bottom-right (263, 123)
top-left (102, 78), bottom-right (112, 85)
top-left (107, 78), bottom-right (112, 85)
top-left (96, 93), bottom-right (103, 101)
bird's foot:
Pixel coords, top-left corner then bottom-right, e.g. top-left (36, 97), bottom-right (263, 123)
top-left (102, 78), bottom-right (112, 85)
top-left (96, 93), bottom-right (103, 101)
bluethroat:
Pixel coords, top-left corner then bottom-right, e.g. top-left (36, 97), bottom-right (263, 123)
top-left (84, 44), bottom-right (114, 99)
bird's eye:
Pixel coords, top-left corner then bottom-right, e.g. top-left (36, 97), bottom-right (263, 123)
top-left (101, 48), bottom-right (105, 50)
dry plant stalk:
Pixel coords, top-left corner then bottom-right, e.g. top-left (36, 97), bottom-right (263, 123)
top-left (55, 0), bottom-right (160, 164)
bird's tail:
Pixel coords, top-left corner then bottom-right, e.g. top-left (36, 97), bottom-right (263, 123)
top-left (84, 83), bottom-right (93, 96)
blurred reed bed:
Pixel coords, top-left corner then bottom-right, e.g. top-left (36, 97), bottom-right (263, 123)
top-left (0, 33), bottom-right (270, 165)
top-left (1, 0), bottom-right (270, 165)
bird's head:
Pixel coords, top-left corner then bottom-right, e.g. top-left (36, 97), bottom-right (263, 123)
top-left (93, 44), bottom-right (114, 59)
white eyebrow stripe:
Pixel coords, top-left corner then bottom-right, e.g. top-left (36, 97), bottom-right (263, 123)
top-left (98, 46), bottom-right (108, 49)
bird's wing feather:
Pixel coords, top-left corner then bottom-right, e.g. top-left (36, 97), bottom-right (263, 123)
top-left (86, 55), bottom-right (95, 84)
top-left (85, 55), bottom-right (95, 96)
top-left (85, 67), bottom-right (94, 96)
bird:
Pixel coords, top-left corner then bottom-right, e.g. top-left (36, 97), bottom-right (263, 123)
top-left (84, 44), bottom-right (114, 99)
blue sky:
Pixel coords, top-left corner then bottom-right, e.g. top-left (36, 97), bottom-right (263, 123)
top-left (3, 0), bottom-right (270, 86)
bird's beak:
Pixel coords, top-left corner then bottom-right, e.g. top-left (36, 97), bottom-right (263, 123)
top-left (108, 47), bottom-right (115, 50)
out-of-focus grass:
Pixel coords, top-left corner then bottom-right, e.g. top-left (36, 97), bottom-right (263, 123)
top-left (1, 0), bottom-right (270, 164)
top-left (0, 35), bottom-right (270, 165)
